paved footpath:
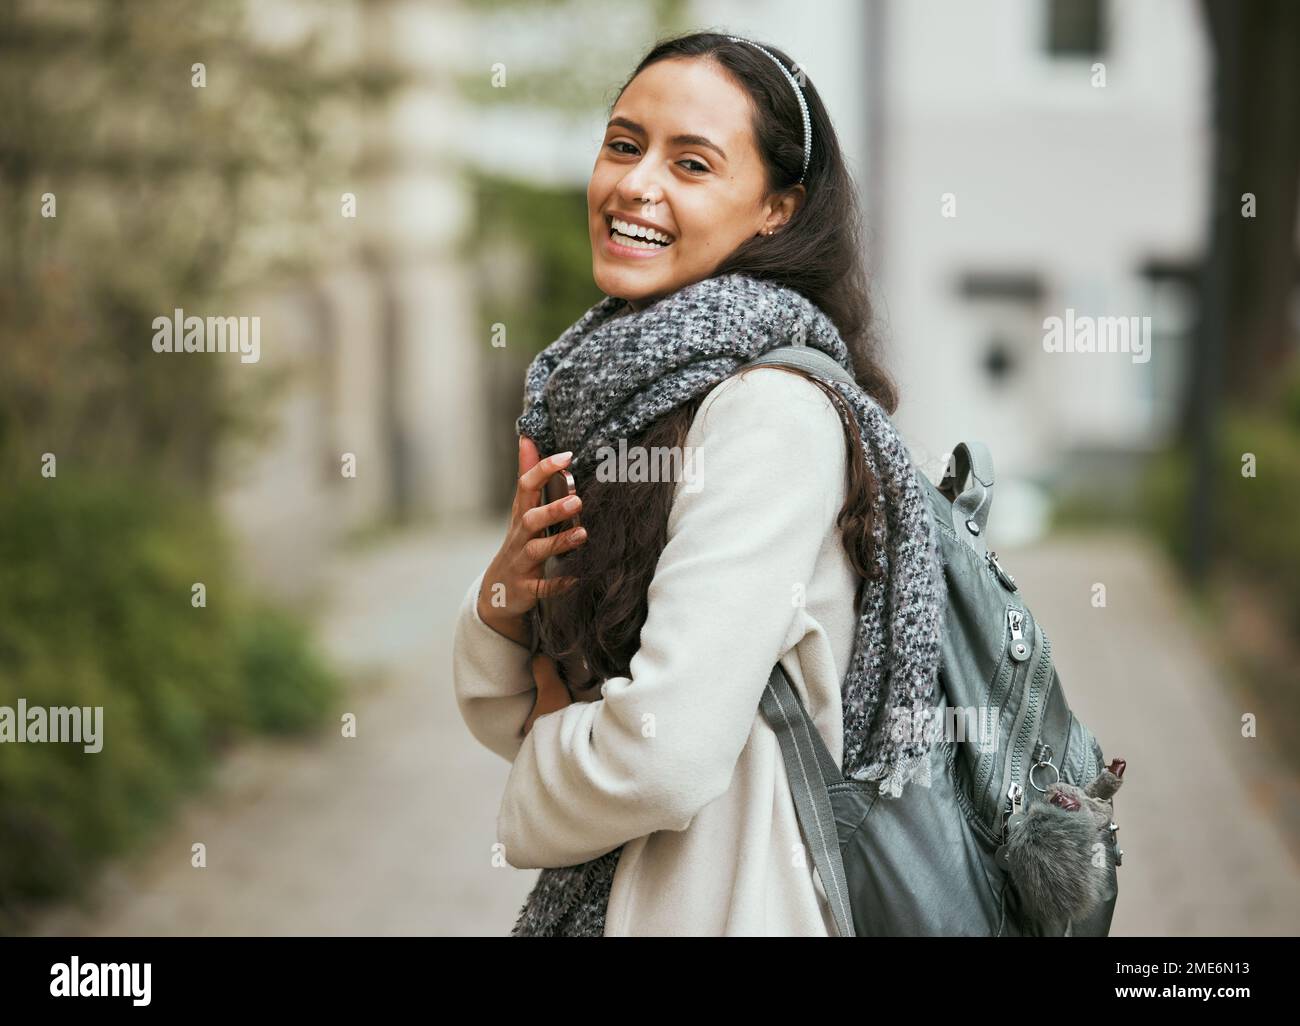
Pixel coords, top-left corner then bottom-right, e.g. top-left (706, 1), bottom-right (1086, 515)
top-left (24, 523), bottom-right (1300, 936)
top-left (1005, 529), bottom-right (1300, 935)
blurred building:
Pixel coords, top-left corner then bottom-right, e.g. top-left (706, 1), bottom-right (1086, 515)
top-left (706, 0), bottom-right (1209, 540)
top-left (862, 0), bottom-right (1209, 539)
top-left (219, 0), bottom-right (491, 599)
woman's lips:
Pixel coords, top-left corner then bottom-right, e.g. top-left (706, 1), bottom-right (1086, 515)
top-left (603, 229), bottom-right (673, 259)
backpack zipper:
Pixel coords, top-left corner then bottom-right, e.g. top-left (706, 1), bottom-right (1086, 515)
top-left (1078, 721), bottom-right (1099, 781)
top-left (997, 625), bottom-right (1054, 840)
top-left (973, 607), bottom-right (1030, 822)
top-left (949, 735), bottom-right (1001, 847)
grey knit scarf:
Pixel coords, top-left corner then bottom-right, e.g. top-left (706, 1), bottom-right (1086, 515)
top-left (509, 272), bottom-right (946, 936)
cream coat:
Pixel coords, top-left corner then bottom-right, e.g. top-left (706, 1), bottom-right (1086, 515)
top-left (452, 367), bottom-right (861, 935)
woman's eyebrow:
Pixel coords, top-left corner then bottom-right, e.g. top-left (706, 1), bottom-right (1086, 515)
top-left (606, 116), bottom-right (728, 161)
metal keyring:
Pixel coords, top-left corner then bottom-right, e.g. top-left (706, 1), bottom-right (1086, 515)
top-left (1028, 761), bottom-right (1060, 792)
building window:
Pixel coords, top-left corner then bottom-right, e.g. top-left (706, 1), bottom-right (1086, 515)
top-left (1044, 0), bottom-right (1106, 58)
top-left (982, 336), bottom-right (1017, 386)
top-left (954, 269), bottom-right (1046, 390)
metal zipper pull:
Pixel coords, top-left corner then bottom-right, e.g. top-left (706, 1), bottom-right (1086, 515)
top-left (994, 782), bottom-right (1026, 869)
top-left (1007, 608), bottom-right (1030, 662)
top-left (988, 549), bottom-right (1018, 591)
top-left (1028, 741), bottom-right (1059, 792)
top-left (1006, 781), bottom-right (1025, 836)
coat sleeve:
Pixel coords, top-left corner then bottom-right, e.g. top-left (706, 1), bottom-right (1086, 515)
top-left (451, 566), bottom-right (536, 764)
top-left (495, 367), bottom-right (850, 869)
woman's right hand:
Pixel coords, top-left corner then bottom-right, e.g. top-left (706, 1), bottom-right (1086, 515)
top-left (476, 436), bottom-right (589, 646)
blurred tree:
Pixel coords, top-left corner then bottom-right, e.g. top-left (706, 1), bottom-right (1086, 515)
top-left (0, 0), bottom-right (399, 491)
top-left (1199, 0), bottom-right (1300, 406)
top-left (1186, 0), bottom-right (1300, 583)
top-left (0, 0), bottom-right (392, 926)
top-left (453, 0), bottom-right (689, 109)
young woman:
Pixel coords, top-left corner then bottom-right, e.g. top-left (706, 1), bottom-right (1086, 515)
top-left (452, 31), bottom-right (947, 936)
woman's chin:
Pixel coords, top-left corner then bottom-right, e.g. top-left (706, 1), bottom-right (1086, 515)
top-left (593, 263), bottom-right (675, 305)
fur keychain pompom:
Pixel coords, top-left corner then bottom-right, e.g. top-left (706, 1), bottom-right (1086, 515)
top-left (1004, 758), bottom-right (1125, 926)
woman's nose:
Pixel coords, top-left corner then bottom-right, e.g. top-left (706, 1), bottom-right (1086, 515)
top-left (617, 169), bottom-right (664, 210)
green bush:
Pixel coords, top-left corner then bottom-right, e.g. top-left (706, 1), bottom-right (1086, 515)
top-left (0, 477), bottom-right (339, 922)
top-left (237, 605), bottom-right (340, 735)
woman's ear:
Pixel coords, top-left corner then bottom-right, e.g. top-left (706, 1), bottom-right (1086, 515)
top-left (762, 185), bottom-right (805, 234)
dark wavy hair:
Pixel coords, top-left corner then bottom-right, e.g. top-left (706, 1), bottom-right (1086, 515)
top-left (537, 31), bottom-right (897, 691)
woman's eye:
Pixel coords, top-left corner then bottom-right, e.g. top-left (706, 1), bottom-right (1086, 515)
top-left (605, 141), bottom-right (707, 175)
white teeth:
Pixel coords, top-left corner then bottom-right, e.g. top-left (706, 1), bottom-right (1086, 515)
top-left (609, 216), bottom-right (672, 245)
top-left (613, 232), bottom-right (665, 250)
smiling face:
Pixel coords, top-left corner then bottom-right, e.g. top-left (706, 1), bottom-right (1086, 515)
top-left (587, 56), bottom-right (803, 311)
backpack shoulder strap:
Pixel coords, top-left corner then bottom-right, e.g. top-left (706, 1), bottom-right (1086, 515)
top-left (759, 662), bottom-right (857, 937)
top-left (743, 348), bottom-right (996, 555)
top-left (740, 344), bottom-right (858, 389)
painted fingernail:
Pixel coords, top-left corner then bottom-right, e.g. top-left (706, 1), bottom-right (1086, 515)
top-left (563, 496), bottom-right (580, 511)
top-left (555, 451), bottom-right (573, 463)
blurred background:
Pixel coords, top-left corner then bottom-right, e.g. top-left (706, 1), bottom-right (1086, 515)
top-left (1, 0), bottom-right (1297, 936)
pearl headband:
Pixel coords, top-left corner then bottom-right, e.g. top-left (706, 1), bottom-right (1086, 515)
top-left (726, 36), bottom-right (812, 185)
